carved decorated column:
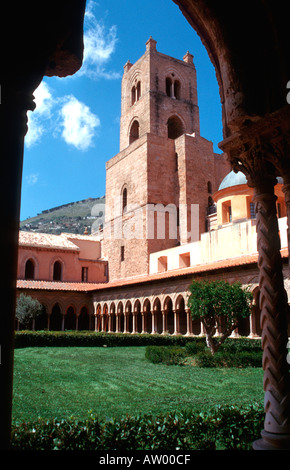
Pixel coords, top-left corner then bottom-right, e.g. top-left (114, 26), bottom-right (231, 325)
top-left (221, 127), bottom-right (290, 450)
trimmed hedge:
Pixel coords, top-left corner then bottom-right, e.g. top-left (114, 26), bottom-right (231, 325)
top-left (14, 331), bottom-right (262, 350)
top-left (11, 404), bottom-right (264, 450)
top-left (14, 331), bottom-right (201, 348)
top-left (145, 345), bottom-right (186, 365)
top-left (193, 350), bottom-right (262, 368)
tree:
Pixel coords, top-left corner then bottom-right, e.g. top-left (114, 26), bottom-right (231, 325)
top-left (16, 294), bottom-right (43, 329)
top-left (187, 279), bottom-right (253, 355)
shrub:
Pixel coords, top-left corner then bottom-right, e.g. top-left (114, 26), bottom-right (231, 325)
top-left (194, 350), bottom-right (262, 368)
top-left (11, 404), bottom-right (264, 450)
top-left (14, 331), bottom-right (197, 348)
top-left (184, 339), bottom-right (206, 355)
top-left (145, 346), bottom-right (186, 365)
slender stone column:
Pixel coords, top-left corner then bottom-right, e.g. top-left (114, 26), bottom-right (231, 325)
top-left (173, 310), bottom-right (179, 335)
top-left (161, 310), bottom-right (167, 334)
top-left (132, 312), bottom-right (137, 334)
top-left (185, 308), bottom-right (192, 336)
top-left (252, 178), bottom-right (290, 449)
top-left (141, 312), bottom-right (146, 334)
top-left (223, 132), bottom-right (290, 450)
top-left (151, 311), bottom-right (156, 334)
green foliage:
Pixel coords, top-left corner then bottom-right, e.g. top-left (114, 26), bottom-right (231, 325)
top-left (193, 350), bottom-right (262, 368)
top-left (16, 294), bottom-right (43, 328)
top-left (188, 279), bottom-right (252, 322)
top-left (187, 280), bottom-right (253, 354)
top-left (14, 330), bottom-right (197, 348)
top-left (11, 404), bottom-right (264, 450)
top-left (145, 346), bottom-right (186, 365)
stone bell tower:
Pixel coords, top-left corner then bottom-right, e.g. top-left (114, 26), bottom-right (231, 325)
top-left (103, 38), bottom-right (228, 281)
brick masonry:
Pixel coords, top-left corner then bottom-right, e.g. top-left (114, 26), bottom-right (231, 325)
top-left (103, 38), bottom-right (230, 281)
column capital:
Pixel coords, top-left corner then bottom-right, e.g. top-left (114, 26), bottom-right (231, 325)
top-left (219, 107), bottom-right (290, 190)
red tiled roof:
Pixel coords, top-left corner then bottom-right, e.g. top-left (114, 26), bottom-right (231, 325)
top-left (19, 231), bottom-right (80, 251)
top-left (16, 248), bottom-right (288, 293)
top-left (91, 248), bottom-right (288, 290)
top-left (17, 280), bottom-right (101, 292)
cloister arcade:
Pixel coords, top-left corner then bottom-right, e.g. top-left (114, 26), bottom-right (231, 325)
top-left (93, 285), bottom-right (263, 338)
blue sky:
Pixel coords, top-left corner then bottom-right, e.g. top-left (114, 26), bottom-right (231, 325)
top-left (21, 0), bottom-right (223, 221)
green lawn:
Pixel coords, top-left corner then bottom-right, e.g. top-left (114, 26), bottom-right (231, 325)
top-left (12, 346), bottom-right (264, 424)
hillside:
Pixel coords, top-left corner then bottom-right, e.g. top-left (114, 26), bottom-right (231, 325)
top-left (20, 196), bottom-right (105, 235)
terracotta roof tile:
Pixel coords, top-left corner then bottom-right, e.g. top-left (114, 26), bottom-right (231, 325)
top-left (19, 231), bottom-right (80, 251)
top-left (17, 249), bottom-right (288, 293)
top-left (17, 280), bottom-right (100, 292)
top-left (90, 248), bottom-right (288, 291)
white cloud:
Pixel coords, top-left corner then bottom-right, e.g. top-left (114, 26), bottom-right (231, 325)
top-left (25, 81), bottom-right (53, 147)
top-left (77, 0), bottom-right (120, 80)
top-left (26, 173), bottom-right (39, 185)
top-left (60, 96), bottom-right (100, 151)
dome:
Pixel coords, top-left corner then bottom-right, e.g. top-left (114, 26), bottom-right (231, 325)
top-left (218, 171), bottom-right (247, 190)
top-left (218, 171), bottom-right (284, 191)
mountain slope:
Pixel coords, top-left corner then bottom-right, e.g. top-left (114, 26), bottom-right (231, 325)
top-left (20, 196), bottom-right (105, 235)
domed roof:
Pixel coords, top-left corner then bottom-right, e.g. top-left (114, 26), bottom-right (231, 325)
top-left (218, 170), bottom-right (284, 191)
top-left (218, 171), bottom-right (247, 190)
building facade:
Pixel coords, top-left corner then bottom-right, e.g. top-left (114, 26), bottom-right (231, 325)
top-left (16, 40), bottom-right (290, 338)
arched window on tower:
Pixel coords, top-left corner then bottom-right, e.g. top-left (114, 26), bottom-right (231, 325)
top-left (25, 258), bottom-right (35, 280)
top-left (129, 120), bottom-right (139, 144)
top-left (166, 77), bottom-right (181, 99)
top-left (122, 187), bottom-right (127, 213)
top-left (166, 77), bottom-right (172, 97)
top-left (131, 86), bottom-right (136, 105)
top-left (167, 116), bottom-right (184, 139)
top-left (131, 81), bottom-right (141, 105)
top-left (136, 81), bottom-right (141, 101)
top-left (174, 80), bottom-right (181, 99)
top-left (53, 260), bottom-right (62, 281)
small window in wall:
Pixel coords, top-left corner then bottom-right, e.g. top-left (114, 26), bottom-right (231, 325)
top-left (82, 267), bottom-right (88, 282)
top-left (174, 80), bottom-right (181, 99)
top-left (222, 200), bottom-right (232, 224)
top-left (207, 181), bottom-right (212, 194)
top-left (129, 120), bottom-right (139, 144)
top-left (166, 77), bottom-right (172, 97)
top-left (122, 187), bottom-right (127, 213)
top-left (158, 256), bottom-right (167, 272)
top-left (179, 252), bottom-right (190, 268)
top-left (25, 259), bottom-right (35, 279)
top-left (131, 86), bottom-right (136, 105)
top-left (53, 261), bottom-right (62, 281)
top-left (136, 81), bottom-right (141, 100)
top-left (121, 245), bottom-right (125, 262)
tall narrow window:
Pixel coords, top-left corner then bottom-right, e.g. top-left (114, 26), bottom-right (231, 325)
top-left (222, 200), bottom-right (232, 224)
top-left (131, 86), bottom-right (136, 105)
top-left (25, 259), bottom-right (35, 279)
top-left (82, 267), bottom-right (88, 282)
top-left (122, 187), bottom-right (127, 213)
top-left (121, 245), bottom-right (125, 262)
top-left (136, 81), bottom-right (141, 100)
top-left (174, 80), bottom-right (181, 99)
top-left (129, 120), bottom-right (139, 144)
top-left (166, 77), bottom-right (172, 97)
top-left (53, 261), bottom-right (62, 281)
top-left (207, 181), bottom-right (212, 193)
